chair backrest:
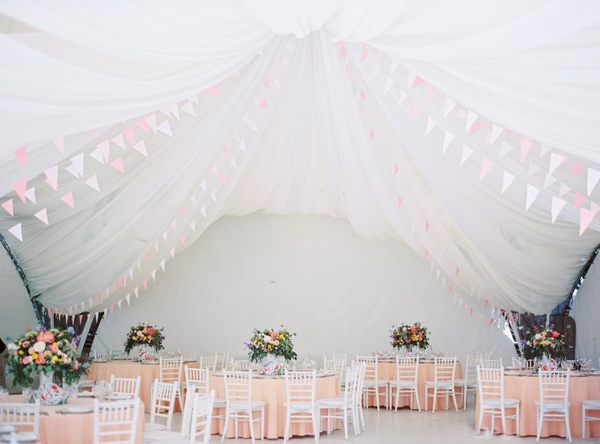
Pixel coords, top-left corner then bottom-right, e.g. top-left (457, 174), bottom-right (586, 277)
top-left (93, 398), bottom-right (140, 444)
top-left (355, 355), bottom-right (379, 382)
top-left (110, 374), bottom-right (141, 397)
top-left (343, 366), bottom-right (360, 406)
top-left (178, 385), bottom-right (197, 439)
top-left (181, 350), bottom-right (197, 362)
top-left (185, 366), bottom-right (210, 395)
top-left (477, 365), bottom-right (504, 404)
top-left (189, 391), bottom-right (216, 443)
top-left (354, 362), bottom-right (367, 407)
top-left (285, 370), bottom-right (317, 406)
top-left (233, 359), bottom-right (250, 371)
top-left (200, 354), bottom-right (217, 371)
top-left (160, 356), bottom-right (184, 384)
top-left (0, 400), bottom-right (40, 435)
top-left (215, 351), bottom-right (229, 371)
top-left (149, 379), bottom-right (179, 431)
top-left (538, 370), bottom-right (570, 405)
top-left (222, 370), bottom-right (253, 405)
top-left (434, 356), bottom-right (457, 382)
top-left (324, 357), bottom-right (346, 390)
top-left (480, 358), bottom-right (503, 369)
top-left (463, 355), bottom-right (478, 383)
top-left (395, 355), bottom-right (419, 383)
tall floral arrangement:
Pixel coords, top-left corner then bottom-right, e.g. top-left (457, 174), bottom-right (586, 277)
top-left (390, 322), bottom-right (430, 350)
top-left (124, 323), bottom-right (165, 355)
top-left (520, 326), bottom-right (567, 360)
top-left (245, 326), bottom-right (297, 363)
top-left (6, 325), bottom-right (88, 387)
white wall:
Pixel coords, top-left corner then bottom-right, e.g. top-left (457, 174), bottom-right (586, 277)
top-left (93, 213), bottom-right (517, 366)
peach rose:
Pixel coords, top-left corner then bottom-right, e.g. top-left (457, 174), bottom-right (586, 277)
top-left (34, 355), bottom-right (46, 365)
top-left (36, 331), bottom-right (55, 343)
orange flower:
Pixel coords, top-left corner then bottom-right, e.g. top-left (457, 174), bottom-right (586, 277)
top-left (34, 355), bottom-right (46, 365)
top-left (36, 331), bottom-right (55, 343)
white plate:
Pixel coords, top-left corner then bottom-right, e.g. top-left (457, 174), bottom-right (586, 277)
top-left (0, 425), bottom-right (15, 434)
top-left (107, 394), bottom-right (131, 400)
top-left (77, 391), bottom-right (94, 397)
top-left (570, 372), bottom-right (587, 377)
top-left (64, 407), bottom-right (93, 414)
top-left (13, 432), bottom-right (39, 442)
top-left (93, 359), bottom-right (107, 363)
top-left (504, 371), bottom-right (523, 376)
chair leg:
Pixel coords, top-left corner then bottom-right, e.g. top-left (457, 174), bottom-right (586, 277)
top-left (536, 407), bottom-right (542, 443)
top-left (582, 405), bottom-right (586, 440)
top-left (564, 411), bottom-right (572, 444)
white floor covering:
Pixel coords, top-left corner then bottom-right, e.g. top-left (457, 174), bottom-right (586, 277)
top-left (151, 403), bottom-right (576, 444)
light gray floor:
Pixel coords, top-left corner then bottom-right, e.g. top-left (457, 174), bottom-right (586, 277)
top-left (153, 403), bottom-right (578, 444)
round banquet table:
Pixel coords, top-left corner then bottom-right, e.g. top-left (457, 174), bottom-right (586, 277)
top-left (375, 360), bottom-right (463, 410)
top-left (88, 359), bottom-right (199, 413)
top-left (475, 370), bottom-right (600, 439)
top-left (4, 394), bottom-right (145, 444)
top-left (209, 372), bottom-right (339, 440)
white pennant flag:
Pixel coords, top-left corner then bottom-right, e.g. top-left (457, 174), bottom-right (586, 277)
top-left (460, 145), bottom-right (473, 166)
top-left (551, 196), bottom-right (566, 222)
top-left (501, 171), bottom-right (515, 194)
top-left (587, 168), bottom-right (600, 196)
top-left (525, 185), bottom-right (540, 210)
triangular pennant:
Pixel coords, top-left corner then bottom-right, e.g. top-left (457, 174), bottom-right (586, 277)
top-left (397, 90), bottom-right (407, 107)
top-left (110, 157), bottom-right (125, 173)
top-left (520, 138), bottom-right (532, 162)
top-left (239, 139), bottom-right (247, 152)
top-left (190, 219), bottom-right (196, 232)
top-left (151, 269), bottom-right (157, 281)
top-left (425, 116), bottom-right (436, 136)
top-left (71, 153), bottom-right (85, 177)
top-left (65, 164), bottom-right (80, 178)
top-left (111, 133), bottom-right (125, 149)
top-left (525, 185), bottom-right (540, 210)
top-left (409, 103), bottom-right (421, 122)
top-left (123, 126), bottom-right (136, 145)
top-left (89, 148), bottom-right (105, 165)
top-left (490, 124), bottom-right (503, 145)
top-left (134, 287), bottom-right (139, 299)
top-left (170, 247), bottom-right (175, 259)
top-left (9, 223), bottom-right (22, 241)
top-left (551, 196), bottom-right (566, 222)
top-left (85, 175), bottom-right (100, 192)
top-left (501, 171), bottom-right (515, 194)
top-left (543, 173), bottom-right (556, 189)
top-left (384, 76), bottom-right (394, 94)
top-left (540, 143), bottom-right (552, 157)
top-left (559, 182), bottom-right (571, 198)
top-left (442, 97), bottom-right (456, 117)
top-left (181, 101), bottom-right (196, 116)
top-left (34, 208), bottom-right (49, 225)
top-left (574, 161), bottom-right (585, 177)
top-left (1, 199), bottom-right (14, 216)
top-left (53, 136), bottom-right (65, 153)
top-left (587, 168), bottom-right (600, 196)
top-left (469, 121), bottom-right (483, 135)
top-left (132, 141), bottom-right (147, 157)
top-left (14, 146), bottom-right (27, 168)
top-left (44, 166), bottom-right (59, 190)
top-left (479, 158), bottom-right (493, 181)
top-left (13, 179), bottom-right (27, 203)
top-left (126, 294), bottom-right (131, 306)
top-left (157, 121), bottom-right (172, 137)
top-left (465, 110), bottom-right (478, 133)
top-left (549, 153), bottom-right (567, 175)
top-left (499, 141), bottom-right (513, 158)
top-left (61, 192), bottom-right (75, 208)
top-left (117, 300), bottom-right (122, 311)
top-left (442, 131), bottom-right (454, 153)
top-left (425, 85), bottom-right (437, 100)
top-left (460, 145), bottom-right (473, 166)
top-left (146, 114), bottom-right (158, 133)
top-left (580, 208), bottom-right (595, 235)
top-left (25, 187), bottom-right (36, 204)
top-left (169, 103), bottom-right (180, 121)
top-left (97, 140), bottom-right (110, 163)
top-left (527, 162), bottom-right (541, 178)
top-left (574, 193), bottom-right (586, 208)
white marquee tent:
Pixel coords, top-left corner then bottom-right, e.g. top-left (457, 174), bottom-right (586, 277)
top-left (1, 1), bottom-right (599, 364)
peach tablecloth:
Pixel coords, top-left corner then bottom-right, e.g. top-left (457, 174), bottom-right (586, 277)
top-left (375, 360), bottom-right (463, 410)
top-left (88, 359), bottom-right (199, 413)
top-left (475, 371), bottom-right (600, 439)
top-left (209, 373), bottom-right (339, 439)
top-left (6, 394), bottom-right (144, 444)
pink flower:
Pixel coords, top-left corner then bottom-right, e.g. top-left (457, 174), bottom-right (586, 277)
top-left (49, 345), bottom-right (59, 354)
top-left (34, 355), bottom-right (46, 365)
top-left (21, 356), bottom-right (32, 365)
top-left (36, 331), bottom-right (55, 343)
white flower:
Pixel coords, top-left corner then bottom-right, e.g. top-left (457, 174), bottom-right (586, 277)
top-left (7, 343), bottom-right (17, 351)
top-left (33, 341), bottom-right (46, 353)
top-left (535, 333), bottom-right (542, 340)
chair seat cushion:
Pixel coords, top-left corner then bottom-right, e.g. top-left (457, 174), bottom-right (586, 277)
top-left (144, 423), bottom-right (167, 432)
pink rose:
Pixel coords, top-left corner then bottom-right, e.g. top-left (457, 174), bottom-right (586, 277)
top-left (72, 361), bottom-right (79, 370)
top-left (49, 345), bottom-right (59, 354)
top-left (36, 331), bottom-right (55, 343)
top-left (21, 356), bottom-right (32, 365)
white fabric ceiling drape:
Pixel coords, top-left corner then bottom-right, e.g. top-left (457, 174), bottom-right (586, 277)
top-left (0, 0), bottom-right (599, 318)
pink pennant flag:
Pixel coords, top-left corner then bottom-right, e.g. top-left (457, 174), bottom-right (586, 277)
top-left (207, 85), bottom-right (218, 95)
top-left (425, 85), bottom-right (437, 100)
top-left (394, 164), bottom-right (399, 175)
top-left (456, 266), bottom-right (460, 277)
top-left (573, 161), bottom-right (585, 177)
top-left (8, 223), bottom-right (22, 241)
top-left (65, 164), bottom-right (79, 178)
top-left (180, 234), bottom-right (186, 245)
top-left (559, 182), bottom-right (571, 198)
top-left (520, 138), bottom-right (532, 162)
top-left (136, 118), bottom-right (150, 134)
top-left (14, 146), bottom-right (27, 168)
top-left (397, 196), bottom-right (403, 207)
top-left (469, 121), bottom-right (483, 135)
top-left (61, 192), bottom-right (75, 208)
top-left (34, 208), bottom-right (49, 225)
top-left (412, 76), bottom-right (425, 88)
top-left (123, 127), bottom-right (136, 145)
top-left (110, 305), bottom-right (114, 315)
top-left (360, 43), bottom-right (368, 62)
top-left (465, 110), bottom-right (478, 133)
top-left (574, 193), bottom-right (586, 208)
top-left (409, 103), bottom-right (421, 122)
top-left (2, 199), bottom-right (14, 216)
top-left (143, 279), bottom-right (148, 290)
top-left (170, 220), bottom-right (177, 231)
top-left (370, 128), bottom-right (375, 140)
top-left (551, 197), bottom-right (566, 222)
top-left (359, 90), bottom-right (366, 101)
top-left (260, 99), bottom-right (268, 110)
top-left (110, 157), bottom-right (125, 173)
top-left (425, 221), bottom-right (429, 232)
top-left (13, 179), bottom-right (27, 203)
top-left (89, 148), bottom-right (104, 165)
top-left (479, 158), bottom-right (493, 181)
top-left (339, 44), bottom-right (346, 58)
top-left (53, 136), bottom-right (65, 153)
top-left (44, 166), bottom-right (59, 190)
top-left (424, 248), bottom-right (428, 259)
top-left (580, 208), bottom-right (595, 235)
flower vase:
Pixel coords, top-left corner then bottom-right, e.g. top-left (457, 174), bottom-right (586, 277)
top-left (262, 354), bottom-right (281, 376)
top-left (38, 371), bottom-right (67, 405)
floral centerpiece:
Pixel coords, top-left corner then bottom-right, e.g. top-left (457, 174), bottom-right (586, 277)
top-left (245, 326), bottom-right (297, 363)
top-left (390, 322), bottom-right (430, 350)
top-left (520, 326), bottom-right (567, 360)
top-left (124, 323), bottom-right (165, 355)
top-left (6, 325), bottom-right (88, 388)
